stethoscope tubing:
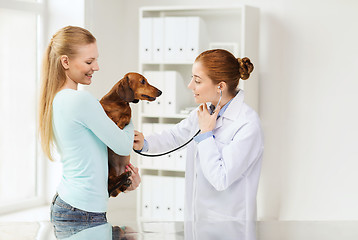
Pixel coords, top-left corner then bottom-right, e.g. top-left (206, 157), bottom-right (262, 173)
top-left (133, 129), bottom-right (201, 157)
top-left (133, 89), bottom-right (222, 158)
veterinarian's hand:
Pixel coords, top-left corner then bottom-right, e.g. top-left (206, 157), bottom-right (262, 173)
top-left (133, 130), bottom-right (144, 150)
top-left (124, 164), bottom-right (141, 192)
top-left (197, 103), bottom-right (220, 133)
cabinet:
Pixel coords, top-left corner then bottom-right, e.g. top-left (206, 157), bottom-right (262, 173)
top-left (136, 5), bottom-right (259, 222)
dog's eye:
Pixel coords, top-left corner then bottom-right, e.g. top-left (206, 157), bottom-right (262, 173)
top-left (141, 79), bottom-right (145, 84)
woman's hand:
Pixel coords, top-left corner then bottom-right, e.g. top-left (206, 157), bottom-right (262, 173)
top-left (197, 104), bottom-right (220, 133)
top-left (133, 130), bottom-right (144, 151)
top-left (124, 164), bottom-right (141, 192)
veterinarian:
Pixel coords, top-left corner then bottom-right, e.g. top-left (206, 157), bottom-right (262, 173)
top-left (38, 26), bottom-right (140, 230)
top-left (133, 49), bottom-right (264, 240)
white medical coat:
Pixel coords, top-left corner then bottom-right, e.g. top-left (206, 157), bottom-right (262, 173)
top-left (145, 90), bottom-right (264, 240)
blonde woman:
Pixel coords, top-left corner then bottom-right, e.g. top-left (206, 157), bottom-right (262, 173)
top-left (38, 26), bottom-right (140, 233)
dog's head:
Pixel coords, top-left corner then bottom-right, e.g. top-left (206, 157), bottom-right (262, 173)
top-left (116, 72), bottom-right (162, 103)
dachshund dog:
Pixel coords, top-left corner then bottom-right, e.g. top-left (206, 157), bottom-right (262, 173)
top-left (100, 72), bottom-right (161, 197)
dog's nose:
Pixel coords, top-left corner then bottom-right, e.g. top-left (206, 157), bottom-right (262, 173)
top-left (157, 89), bottom-right (162, 96)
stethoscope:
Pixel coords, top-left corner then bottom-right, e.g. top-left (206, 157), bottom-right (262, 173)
top-left (133, 87), bottom-right (222, 157)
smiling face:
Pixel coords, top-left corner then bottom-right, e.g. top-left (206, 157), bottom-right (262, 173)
top-left (188, 61), bottom-right (220, 105)
top-left (63, 42), bottom-right (99, 88)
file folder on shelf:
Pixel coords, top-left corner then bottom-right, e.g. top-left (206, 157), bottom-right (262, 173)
top-left (142, 71), bottom-right (193, 116)
top-left (161, 124), bottom-right (176, 170)
top-left (139, 122), bottom-right (187, 171)
top-left (186, 17), bottom-right (207, 62)
top-left (142, 71), bottom-right (165, 115)
top-left (140, 17), bottom-right (153, 62)
top-left (164, 71), bottom-right (192, 115)
top-left (164, 17), bottom-right (187, 62)
top-left (141, 175), bottom-right (153, 218)
top-left (141, 175), bottom-right (184, 221)
top-left (151, 176), bottom-right (164, 219)
top-left (139, 123), bottom-right (154, 168)
top-left (174, 177), bottom-right (185, 221)
top-left (141, 16), bottom-right (207, 63)
top-left (152, 17), bottom-right (165, 62)
top-left (151, 124), bottom-right (176, 170)
top-left (175, 149), bottom-right (187, 171)
top-left (162, 176), bottom-right (175, 220)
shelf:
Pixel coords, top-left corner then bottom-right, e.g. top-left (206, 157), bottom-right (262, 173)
top-left (140, 5), bottom-right (246, 12)
top-left (141, 61), bottom-right (193, 65)
top-left (137, 4), bottom-right (259, 223)
top-left (141, 113), bottom-right (189, 119)
top-left (139, 166), bottom-right (185, 173)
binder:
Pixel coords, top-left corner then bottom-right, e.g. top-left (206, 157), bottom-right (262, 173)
top-left (152, 17), bottom-right (164, 62)
top-left (161, 124), bottom-right (176, 170)
top-left (143, 71), bottom-right (165, 115)
top-left (162, 176), bottom-right (175, 220)
top-left (151, 124), bottom-right (165, 169)
top-left (141, 175), bottom-right (153, 218)
top-left (151, 124), bottom-right (176, 170)
top-left (140, 123), bottom-right (153, 168)
top-left (166, 151), bottom-right (175, 170)
top-left (151, 176), bottom-right (164, 219)
top-left (140, 17), bottom-right (153, 62)
top-left (186, 17), bottom-right (204, 62)
top-left (164, 17), bottom-right (187, 62)
top-left (175, 149), bottom-right (187, 171)
top-left (144, 71), bottom-right (193, 116)
top-left (164, 71), bottom-right (192, 115)
top-left (174, 177), bottom-right (185, 221)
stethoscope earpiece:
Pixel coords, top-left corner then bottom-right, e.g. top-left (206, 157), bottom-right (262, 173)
top-left (213, 87), bottom-right (223, 114)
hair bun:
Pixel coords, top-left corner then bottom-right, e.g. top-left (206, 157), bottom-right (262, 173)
top-left (238, 57), bottom-right (254, 80)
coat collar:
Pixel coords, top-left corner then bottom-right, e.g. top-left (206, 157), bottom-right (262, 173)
top-left (213, 89), bottom-right (245, 130)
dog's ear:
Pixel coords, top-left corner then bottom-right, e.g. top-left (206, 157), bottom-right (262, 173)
top-left (117, 76), bottom-right (135, 102)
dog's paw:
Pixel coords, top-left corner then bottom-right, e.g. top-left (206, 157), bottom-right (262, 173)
top-left (119, 178), bottom-right (132, 192)
top-left (108, 171), bottom-right (132, 197)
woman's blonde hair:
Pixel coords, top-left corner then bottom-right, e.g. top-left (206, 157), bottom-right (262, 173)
top-left (38, 26), bottom-right (96, 161)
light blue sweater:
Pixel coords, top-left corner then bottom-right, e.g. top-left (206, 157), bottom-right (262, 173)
top-left (52, 89), bottom-right (134, 212)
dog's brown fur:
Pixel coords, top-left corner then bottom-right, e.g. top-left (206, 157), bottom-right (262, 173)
top-left (100, 72), bottom-right (161, 197)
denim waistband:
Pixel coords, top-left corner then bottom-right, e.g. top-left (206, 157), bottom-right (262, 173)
top-left (51, 192), bottom-right (59, 205)
top-left (51, 192), bottom-right (107, 215)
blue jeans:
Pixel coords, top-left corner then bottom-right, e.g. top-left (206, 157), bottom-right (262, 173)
top-left (50, 193), bottom-right (107, 239)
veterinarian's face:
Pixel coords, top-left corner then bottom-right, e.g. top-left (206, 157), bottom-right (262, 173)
top-left (66, 42), bottom-right (99, 86)
top-left (189, 61), bottom-right (218, 104)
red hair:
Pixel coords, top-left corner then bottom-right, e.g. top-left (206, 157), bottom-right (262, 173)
top-left (195, 49), bottom-right (254, 96)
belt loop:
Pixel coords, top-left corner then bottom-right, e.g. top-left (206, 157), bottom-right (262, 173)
top-left (51, 192), bottom-right (59, 205)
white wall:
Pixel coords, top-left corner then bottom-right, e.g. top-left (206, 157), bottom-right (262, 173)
top-left (82, 0), bottom-right (139, 213)
top-left (82, 0), bottom-right (358, 221)
top-left (257, 0), bottom-right (358, 221)
top-left (44, 0), bottom-right (86, 202)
